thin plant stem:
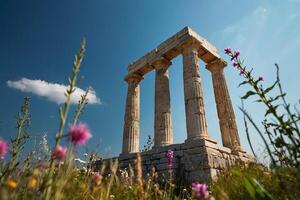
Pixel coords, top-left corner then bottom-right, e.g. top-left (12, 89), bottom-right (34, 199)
top-left (72, 88), bottom-right (89, 127)
top-left (239, 107), bottom-right (276, 167)
top-left (275, 63), bottom-right (300, 138)
top-left (241, 100), bottom-right (257, 158)
top-left (42, 39), bottom-right (86, 200)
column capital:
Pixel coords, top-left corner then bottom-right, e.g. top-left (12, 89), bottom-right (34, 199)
top-left (124, 73), bottom-right (143, 83)
top-left (181, 42), bottom-right (201, 54)
top-left (151, 57), bottom-right (172, 70)
top-left (206, 58), bottom-right (227, 72)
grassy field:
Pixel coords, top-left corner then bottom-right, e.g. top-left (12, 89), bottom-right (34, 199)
top-left (0, 42), bottom-right (299, 200)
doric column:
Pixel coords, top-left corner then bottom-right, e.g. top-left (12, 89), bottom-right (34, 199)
top-left (153, 58), bottom-right (173, 147)
top-left (182, 44), bottom-right (209, 141)
top-left (206, 59), bottom-right (242, 152)
top-left (122, 74), bottom-right (143, 154)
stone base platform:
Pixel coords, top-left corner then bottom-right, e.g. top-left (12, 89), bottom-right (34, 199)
top-left (94, 139), bottom-right (255, 184)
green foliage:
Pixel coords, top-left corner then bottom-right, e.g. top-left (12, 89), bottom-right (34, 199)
top-left (0, 97), bottom-right (31, 180)
top-left (41, 39), bottom-right (87, 200)
top-left (238, 63), bottom-right (300, 168)
top-left (225, 48), bottom-right (300, 200)
top-left (212, 163), bottom-right (300, 200)
top-left (226, 48), bottom-right (300, 166)
top-left (141, 135), bottom-right (154, 152)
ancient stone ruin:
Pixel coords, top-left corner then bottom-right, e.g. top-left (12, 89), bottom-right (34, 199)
top-left (98, 27), bottom-right (255, 183)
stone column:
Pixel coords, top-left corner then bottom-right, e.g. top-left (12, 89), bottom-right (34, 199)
top-left (122, 74), bottom-right (143, 154)
top-left (182, 45), bottom-right (209, 141)
top-left (153, 58), bottom-right (173, 147)
top-left (206, 59), bottom-right (242, 152)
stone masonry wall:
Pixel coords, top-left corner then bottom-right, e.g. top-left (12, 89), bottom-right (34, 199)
top-left (95, 139), bottom-right (255, 184)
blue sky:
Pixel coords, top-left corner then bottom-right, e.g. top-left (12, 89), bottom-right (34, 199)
top-left (0, 0), bottom-right (299, 161)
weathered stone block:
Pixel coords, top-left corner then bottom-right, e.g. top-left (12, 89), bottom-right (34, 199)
top-left (156, 163), bottom-right (178, 171)
top-left (151, 152), bottom-right (166, 160)
top-left (184, 147), bottom-right (207, 155)
top-left (187, 169), bottom-right (213, 183)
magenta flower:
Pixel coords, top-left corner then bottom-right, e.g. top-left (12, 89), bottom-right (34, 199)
top-left (231, 51), bottom-right (240, 61)
top-left (224, 48), bottom-right (232, 55)
top-left (0, 139), bottom-right (8, 158)
top-left (258, 76), bottom-right (264, 81)
top-left (52, 145), bottom-right (68, 161)
top-left (192, 182), bottom-right (209, 199)
top-left (68, 123), bottom-right (92, 145)
top-left (92, 172), bottom-right (102, 185)
top-left (233, 62), bottom-right (238, 67)
top-left (166, 150), bottom-right (174, 167)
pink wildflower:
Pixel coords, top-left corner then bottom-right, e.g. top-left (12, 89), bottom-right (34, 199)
top-left (68, 123), bottom-right (92, 145)
top-left (52, 145), bottom-right (68, 161)
top-left (92, 172), bottom-right (103, 185)
top-left (192, 182), bottom-right (209, 199)
top-left (0, 139), bottom-right (8, 158)
top-left (239, 70), bottom-right (244, 76)
top-left (233, 62), bottom-right (238, 67)
top-left (166, 150), bottom-right (174, 167)
top-left (224, 48), bottom-right (232, 55)
top-left (258, 76), bottom-right (264, 81)
top-left (231, 51), bottom-right (240, 61)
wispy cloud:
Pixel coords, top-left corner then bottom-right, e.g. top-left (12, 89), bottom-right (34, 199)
top-left (220, 7), bottom-right (270, 56)
top-left (7, 78), bottom-right (101, 105)
top-left (218, 5), bottom-right (300, 62)
top-left (212, 3), bottom-right (300, 160)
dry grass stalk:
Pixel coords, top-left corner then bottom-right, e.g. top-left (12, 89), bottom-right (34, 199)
top-left (136, 153), bottom-right (143, 200)
top-left (128, 164), bottom-right (134, 186)
top-left (105, 159), bottom-right (119, 199)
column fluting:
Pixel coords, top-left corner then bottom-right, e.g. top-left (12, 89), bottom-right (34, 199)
top-left (153, 58), bottom-right (173, 147)
top-left (182, 45), bottom-right (209, 141)
top-left (206, 59), bottom-right (242, 152)
top-left (122, 74), bottom-right (143, 154)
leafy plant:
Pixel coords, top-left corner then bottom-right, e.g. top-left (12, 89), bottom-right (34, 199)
top-left (141, 135), bottom-right (154, 152)
top-left (222, 48), bottom-right (300, 200)
top-left (225, 48), bottom-right (300, 168)
top-left (0, 96), bottom-right (31, 180)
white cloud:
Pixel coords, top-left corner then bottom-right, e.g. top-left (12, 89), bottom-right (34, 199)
top-left (218, 5), bottom-right (300, 61)
top-left (7, 78), bottom-right (101, 105)
top-left (220, 6), bottom-right (270, 55)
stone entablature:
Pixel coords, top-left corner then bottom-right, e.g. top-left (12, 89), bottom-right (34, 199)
top-left (126, 27), bottom-right (219, 78)
top-left (100, 26), bottom-right (255, 183)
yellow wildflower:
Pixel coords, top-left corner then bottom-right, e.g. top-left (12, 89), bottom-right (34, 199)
top-left (32, 168), bottom-right (41, 176)
top-left (79, 183), bottom-right (87, 190)
top-left (92, 187), bottom-right (99, 193)
top-left (6, 180), bottom-right (17, 189)
top-left (28, 178), bottom-right (37, 189)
